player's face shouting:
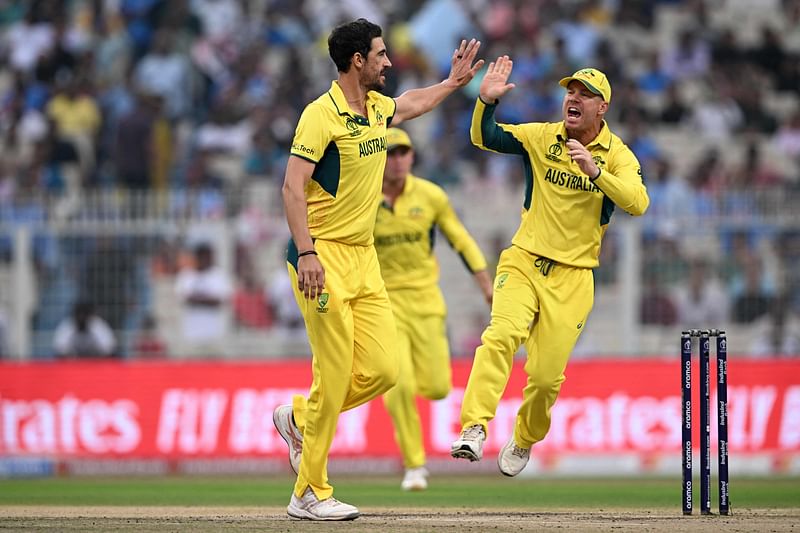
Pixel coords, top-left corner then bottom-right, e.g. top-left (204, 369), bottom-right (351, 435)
top-left (562, 80), bottom-right (607, 132)
top-left (363, 37), bottom-right (391, 91)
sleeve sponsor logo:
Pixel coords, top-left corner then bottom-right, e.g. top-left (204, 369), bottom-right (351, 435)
top-left (292, 143), bottom-right (316, 156)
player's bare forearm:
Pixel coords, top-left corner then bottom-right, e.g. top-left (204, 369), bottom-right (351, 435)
top-left (393, 83), bottom-right (457, 124)
top-left (282, 157), bottom-right (315, 253)
top-left (394, 38), bottom-right (483, 124)
top-left (282, 157), bottom-right (327, 298)
top-left (474, 270), bottom-right (493, 306)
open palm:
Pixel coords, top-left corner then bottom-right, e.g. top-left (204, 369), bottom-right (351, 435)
top-left (480, 55), bottom-right (516, 102)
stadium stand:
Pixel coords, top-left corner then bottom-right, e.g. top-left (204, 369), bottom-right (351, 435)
top-left (0, 0), bottom-right (798, 359)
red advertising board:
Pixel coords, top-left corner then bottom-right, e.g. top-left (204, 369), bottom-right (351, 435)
top-left (0, 359), bottom-right (798, 459)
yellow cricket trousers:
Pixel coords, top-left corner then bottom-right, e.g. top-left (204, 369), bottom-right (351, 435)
top-left (460, 244), bottom-right (594, 447)
top-left (382, 285), bottom-right (451, 469)
top-left (288, 239), bottom-right (399, 499)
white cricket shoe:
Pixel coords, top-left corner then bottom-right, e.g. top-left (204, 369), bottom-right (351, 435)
top-left (401, 466), bottom-right (429, 491)
top-left (287, 487), bottom-right (360, 521)
top-left (450, 425), bottom-right (485, 461)
top-left (497, 435), bottom-right (530, 477)
top-left (273, 404), bottom-right (303, 474)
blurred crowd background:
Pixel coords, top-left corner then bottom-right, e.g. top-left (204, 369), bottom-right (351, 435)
top-left (0, 0), bottom-right (799, 360)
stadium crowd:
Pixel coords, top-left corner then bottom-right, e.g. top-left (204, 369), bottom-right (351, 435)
top-left (1, 0), bottom-right (799, 358)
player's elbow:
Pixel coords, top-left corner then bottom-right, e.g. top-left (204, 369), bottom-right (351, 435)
top-left (625, 202), bottom-right (650, 217)
top-left (626, 197), bottom-right (650, 217)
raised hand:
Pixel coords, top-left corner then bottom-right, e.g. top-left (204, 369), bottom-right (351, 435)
top-left (566, 139), bottom-right (600, 179)
top-left (445, 39), bottom-right (485, 88)
top-left (479, 55), bottom-right (516, 103)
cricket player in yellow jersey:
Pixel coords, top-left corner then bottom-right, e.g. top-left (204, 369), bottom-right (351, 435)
top-left (274, 18), bottom-right (484, 521)
top-left (375, 128), bottom-right (493, 491)
top-left (450, 58), bottom-right (649, 476)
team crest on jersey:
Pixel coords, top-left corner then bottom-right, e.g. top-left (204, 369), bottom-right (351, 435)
top-left (592, 155), bottom-right (605, 167)
top-left (375, 108), bottom-right (384, 126)
top-left (345, 117), bottom-right (360, 137)
top-left (408, 207), bottom-right (423, 218)
top-left (317, 293), bottom-right (330, 313)
top-left (496, 273), bottom-right (509, 289)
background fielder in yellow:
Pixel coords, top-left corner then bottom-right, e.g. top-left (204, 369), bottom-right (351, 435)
top-left (375, 128), bottom-right (492, 491)
top-left (275, 18), bottom-right (485, 521)
top-left (451, 59), bottom-right (650, 477)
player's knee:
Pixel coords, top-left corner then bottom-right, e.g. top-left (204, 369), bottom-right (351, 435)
top-left (388, 377), bottom-right (414, 398)
top-left (481, 324), bottom-right (526, 355)
top-left (420, 381), bottom-right (450, 400)
top-left (375, 363), bottom-right (399, 394)
top-left (530, 373), bottom-right (565, 393)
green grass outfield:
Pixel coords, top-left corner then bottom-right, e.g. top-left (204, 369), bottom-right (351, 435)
top-left (1, 475), bottom-right (798, 509)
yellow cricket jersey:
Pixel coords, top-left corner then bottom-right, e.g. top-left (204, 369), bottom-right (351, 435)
top-left (375, 174), bottom-right (487, 291)
top-left (470, 98), bottom-right (649, 268)
top-left (290, 81), bottom-right (397, 246)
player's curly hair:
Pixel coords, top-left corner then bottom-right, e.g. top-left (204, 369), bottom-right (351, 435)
top-left (328, 18), bottom-right (383, 73)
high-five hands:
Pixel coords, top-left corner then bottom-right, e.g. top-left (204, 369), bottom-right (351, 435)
top-left (566, 139), bottom-right (600, 179)
top-left (479, 55), bottom-right (516, 103)
top-left (445, 39), bottom-right (485, 88)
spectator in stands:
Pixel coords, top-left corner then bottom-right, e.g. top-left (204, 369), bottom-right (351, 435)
top-left (710, 27), bottom-right (746, 76)
top-left (641, 228), bottom-right (687, 286)
top-left (776, 230), bottom-right (800, 315)
top-left (659, 83), bottom-right (689, 124)
top-left (749, 25), bottom-right (786, 85)
top-left (174, 242), bottom-right (232, 358)
top-left (643, 158), bottom-right (693, 236)
top-left (266, 265), bottom-right (305, 340)
top-left (727, 141), bottom-right (784, 191)
top-left (131, 313), bottom-right (168, 359)
top-left (749, 294), bottom-right (800, 356)
top-left (736, 86), bottom-right (778, 136)
top-left (133, 30), bottom-right (193, 120)
top-left (775, 111), bottom-right (800, 159)
top-left (640, 275), bottom-right (678, 326)
top-left (4, 4), bottom-right (58, 74)
top-left (93, 11), bottom-right (133, 90)
top-left (637, 51), bottom-right (672, 95)
top-left (45, 77), bottom-right (101, 176)
top-left (731, 255), bottom-right (776, 324)
top-left (690, 85), bottom-right (743, 142)
top-left (673, 257), bottom-right (730, 329)
top-left (80, 236), bottom-right (136, 332)
top-left (53, 300), bottom-right (117, 358)
top-left (660, 28), bottom-right (711, 81)
top-left (686, 148), bottom-right (726, 216)
top-left (778, 53), bottom-right (800, 95)
top-left (609, 80), bottom-right (651, 127)
top-left (625, 114), bottom-right (660, 168)
top-left (170, 148), bottom-right (225, 218)
top-left (114, 91), bottom-right (163, 190)
top-left (232, 269), bottom-right (273, 330)
top-left (194, 102), bottom-right (252, 156)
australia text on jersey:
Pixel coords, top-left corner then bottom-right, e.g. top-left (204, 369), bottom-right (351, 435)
top-left (359, 136), bottom-right (387, 158)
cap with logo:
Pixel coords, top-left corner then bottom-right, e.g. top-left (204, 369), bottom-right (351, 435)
top-left (386, 128), bottom-right (413, 150)
top-left (559, 68), bottom-right (611, 103)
